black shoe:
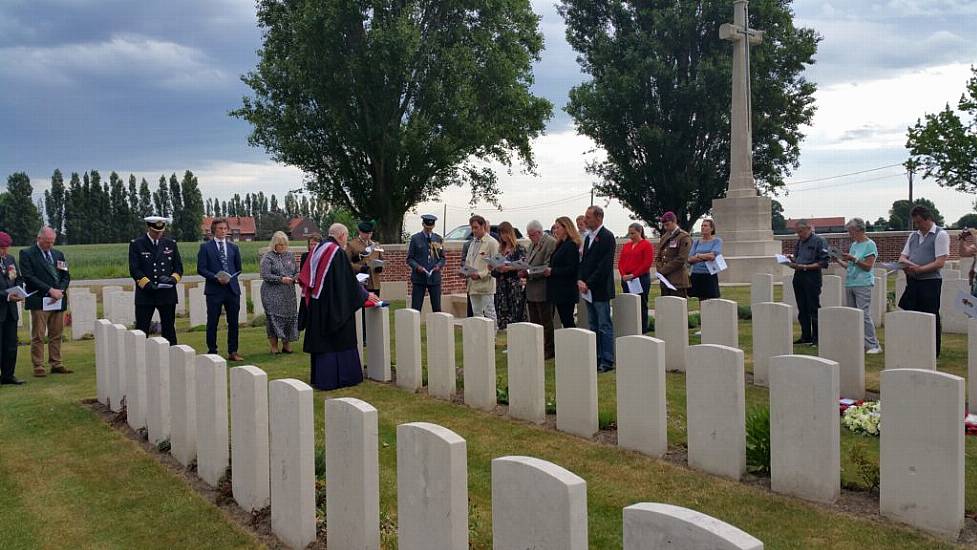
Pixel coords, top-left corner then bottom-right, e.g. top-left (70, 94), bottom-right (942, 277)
top-left (0, 377), bottom-right (25, 385)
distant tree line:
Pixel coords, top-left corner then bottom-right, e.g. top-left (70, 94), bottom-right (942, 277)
top-left (0, 169), bottom-right (350, 246)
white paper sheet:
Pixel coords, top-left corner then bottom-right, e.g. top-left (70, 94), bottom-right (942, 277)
top-left (43, 296), bottom-right (63, 311)
top-left (955, 290), bottom-right (977, 318)
top-left (626, 278), bottom-right (643, 294)
top-left (775, 254), bottom-right (791, 265)
top-left (4, 286), bottom-right (35, 300)
top-left (581, 290), bottom-right (593, 303)
top-left (705, 254), bottom-right (728, 275)
top-left (655, 271), bottom-right (677, 291)
top-left (356, 273), bottom-right (370, 284)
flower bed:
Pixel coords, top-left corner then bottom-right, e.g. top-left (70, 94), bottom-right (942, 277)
top-left (842, 401), bottom-right (880, 437)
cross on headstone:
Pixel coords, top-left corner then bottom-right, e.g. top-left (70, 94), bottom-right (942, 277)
top-left (719, 0), bottom-right (765, 198)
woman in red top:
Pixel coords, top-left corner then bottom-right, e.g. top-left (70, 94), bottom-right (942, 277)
top-left (618, 223), bottom-right (654, 333)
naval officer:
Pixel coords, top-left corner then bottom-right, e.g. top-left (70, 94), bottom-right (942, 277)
top-left (128, 216), bottom-right (183, 344)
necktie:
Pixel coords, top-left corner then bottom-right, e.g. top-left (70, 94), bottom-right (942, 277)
top-left (45, 251), bottom-right (54, 265)
top-left (584, 234), bottom-right (592, 250)
top-left (218, 241), bottom-right (228, 270)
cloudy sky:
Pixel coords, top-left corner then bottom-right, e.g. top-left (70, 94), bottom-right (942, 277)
top-left (2, 0), bottom-right (976, 236)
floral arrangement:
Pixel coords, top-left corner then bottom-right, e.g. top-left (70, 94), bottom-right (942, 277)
top-left (842, 401), bottom-right (881, 436)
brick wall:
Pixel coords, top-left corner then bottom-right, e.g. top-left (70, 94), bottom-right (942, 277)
top-left (777, 230), bottom-right (966, 262)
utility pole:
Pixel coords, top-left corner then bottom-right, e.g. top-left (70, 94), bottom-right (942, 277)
top-left (590, 186), bottom-right (594, 206)
top-left (904, 159), bottom-right (918, 230)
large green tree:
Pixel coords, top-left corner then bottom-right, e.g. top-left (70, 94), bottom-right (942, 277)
top-left (233, 0), bottom-right (553, 242)
top-left (560, 0), bottom-right (819, 228)
top-left (44, 169), bottom-right (67, 240)
top-left (2, 173), bottom-right (43, 245)
top-left (907, 66), bottom-right (977, 193)
top-left (888, 198), bottom-right (944, 231)
top-left (175, 170), bottom-right (204, 241)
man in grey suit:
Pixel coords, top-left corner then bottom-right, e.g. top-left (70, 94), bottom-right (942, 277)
top-left (520, 220), bottom-right (557, 358)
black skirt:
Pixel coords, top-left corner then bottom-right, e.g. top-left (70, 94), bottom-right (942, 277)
top-left (689, 272), bottom-right (721, 300)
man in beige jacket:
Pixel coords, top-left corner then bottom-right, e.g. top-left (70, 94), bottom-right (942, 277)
top-left (463, 215), bottom-right (499, 324)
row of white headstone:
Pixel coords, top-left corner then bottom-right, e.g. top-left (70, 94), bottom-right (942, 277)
top-left (93, 319), bottom-right (766, 550)
top-left (373, 303), bottom-right (966, 541)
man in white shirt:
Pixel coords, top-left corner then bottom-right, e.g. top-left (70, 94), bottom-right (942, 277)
top-left (897, 205), bottom-right (949, 356)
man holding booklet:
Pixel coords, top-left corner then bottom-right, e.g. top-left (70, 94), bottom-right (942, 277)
top-left (130, 216), bottom-right (184, 345)
top-left (0, 231), bottom-right (26, 385)
top-left (197, 218), bottom-right (243, 361)
top-left (20, 226), bottom-right (72, 377)
top-left (896, 205), bottom-right (949, 357)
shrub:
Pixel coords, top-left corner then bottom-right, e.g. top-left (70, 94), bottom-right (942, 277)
top-left (314, 445), bottom-right (326, 479)
top-left (847, 441), bottom-right (880, 491)
top-left (496, 385), bottom-right (509, 405)
top-left (737, 304), bottom-right (752, 320)
top-left (687, 312), bottom-right (701, 329)
top-left (745, 405), bottom-right (771, 475)
top-left (598, 410), bottom-right (616, 430)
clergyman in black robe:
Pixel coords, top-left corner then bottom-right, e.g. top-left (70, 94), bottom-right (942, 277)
top-left (299, 235), bottom-right (368, 391)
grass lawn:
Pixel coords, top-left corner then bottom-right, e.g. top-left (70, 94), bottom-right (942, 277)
top-left (0, 286), bottom-right (971, 549)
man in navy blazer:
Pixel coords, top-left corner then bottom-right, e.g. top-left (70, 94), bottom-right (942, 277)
top-left (578, 205), bottom-right (616, 372)
top-left (197, 218), bottom-right (244, 361)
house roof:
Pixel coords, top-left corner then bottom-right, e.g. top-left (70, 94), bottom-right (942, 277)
top-left (201, 216), bottom-right (257, 234)
top-left (786, 217), bottom-right (846, 230)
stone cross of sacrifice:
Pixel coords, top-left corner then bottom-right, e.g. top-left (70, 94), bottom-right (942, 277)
top-left (719, 0), bottom-right (765, 199)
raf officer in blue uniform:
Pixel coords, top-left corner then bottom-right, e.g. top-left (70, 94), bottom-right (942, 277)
top-left (197, 218), bottom-right (244, 361)
top-left (129, 216), bottom-right (183, 345)
top-left (406, 214), bottom-right (446, 312)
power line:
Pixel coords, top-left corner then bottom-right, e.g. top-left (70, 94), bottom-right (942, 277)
top-left (788, 171), bottom-right (907, 193)
top-left (785, 163), bottom-right (905, 187)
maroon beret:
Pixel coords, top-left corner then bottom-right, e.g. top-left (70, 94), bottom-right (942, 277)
top-left (0, 232), bottom-right (11, 247)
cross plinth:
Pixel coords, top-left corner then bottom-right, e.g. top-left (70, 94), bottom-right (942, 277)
top-left (721, 0), bottom-right (764, 199)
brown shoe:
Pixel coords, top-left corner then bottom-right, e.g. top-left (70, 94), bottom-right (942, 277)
top-left (50, 366), bottom-right (74, 374)
top-left (227, 353), bottom-right (245, 362)
top-left (33, 367), bottom-right (47, 377)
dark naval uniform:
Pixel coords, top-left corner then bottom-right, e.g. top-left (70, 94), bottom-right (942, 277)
top-left (129, 233), bottom-right (183, 344)
top-left (406, 215), bottom-right (446, 312)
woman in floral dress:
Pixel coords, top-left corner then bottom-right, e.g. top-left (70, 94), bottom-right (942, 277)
top-left (260, 231), bottom-right (299, 353)
top-left (491, 222), bottom-right (527, 330)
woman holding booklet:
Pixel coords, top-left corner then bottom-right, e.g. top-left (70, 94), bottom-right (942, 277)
top-left (834, 218), bottom-right (881, 353)
top-left (618, 222), bottom-right (654, 333)
top-left (687, 219), bottom-right (723, 300)
top-left (491, 222), bottom-right (527, 330)
top-left (545, 217), bottom-right (582, 329)
top-left (0, 232), bottom-right (26, 385)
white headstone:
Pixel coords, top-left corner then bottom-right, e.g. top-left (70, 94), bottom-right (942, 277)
top-left (168, 345), bottom-right (197, 467)
top-left (555, 328), bottom-right (598, 438)
top-left (821, 275), bottom-right (843, 308)
top-left (16, 300), bottom-right (25, 328)
top-left (195, 355), bottom-right (229, 487)
top-left (249, 280), bottom-right (264, 318)
top-left (613, 293), bottom-right (642, 338)
top-left (616, 336), bottom-right (667, 457)
top-left (492, 456), bottom-right (588, 550)
top-left (507, 323), bottom-right (546, 424)
top-left (395, 308), bottom-right (423, 391)
top-left (750, 273), bottom-right (773, 304)
top-left (270, 379), bottom-right (316, 550)
top-left (769, 355), bottom-right (840, 504)
top-left (944, 268), bottom-right (962, 280)
top-left (174, 283), bottom-right (186, 316)
top-left (189, 286), bottom-right (206, 328)
top-left (397, 422), bottom-right (468, 550)
top-left (576, 296), bottom-right (589, 328)
top-left (894, 271), bottom-right (906, 310)
top-left (462, 316), bottom-right (496, 411)
top-left (871, 271), bottom-right (887, 327)
top-left (230, 365), bottom-right (270, 512)
top-left (970, 318), bottom-right (977, 409)
top-left (780, 274), bottom-right (797, 321)
top-left (238, 287), bottom-right (248, 324)
top-left (818, 306), bottom-right (865, 400)
top-left (70, 290), bottom-right (96, 340)
top-left (109, 323), bottom-right (128, 412)
top-left (144, 336), bottom-right (171, 445)
top-left (686, 344), bottom-right (746, 480)
top-left (700, 298), bottom-right (738, 349)
top-left (110, 291), bottom-right (135, 327)
top-left (354, 308), bottom-right (364, 358)
top-left (623, 503), bottom-right (763, 550)
top-left (325, 397), bottom-right (379, 550)
top-left (884, 311), bottom-right (936, 370)
top-left (426, 312), bottom-right (457, 399)
top-left (125, 329), bottom-right (148, 431)
top-left (654, 296), bottom-right (689, 372)
top-left (365, 306), bottom-right (391, 381)
top-left (750, 302), bottom-right (792, 386)
top-left (101, 285), bottom-right (123, 311)
top-left (94, 319), bottom-right (112, 405)
top-left (940, 277), bottom-right (969, 334)
top-left (880, 369), bottom-right (964, 540)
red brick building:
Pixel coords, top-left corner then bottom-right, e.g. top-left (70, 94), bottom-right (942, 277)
top-left (287, 217), bottom-right (321, 241)
top-left (200, 216), bottom-right (257, 241)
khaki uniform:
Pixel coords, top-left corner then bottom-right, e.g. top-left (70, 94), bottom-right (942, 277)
top-left (655, 228), bottom-right (692, 290)
top-left (347, 237), bottom-right (383, 291)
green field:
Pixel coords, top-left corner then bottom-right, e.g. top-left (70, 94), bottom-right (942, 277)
top-left (0, 284), bottom-right (972, 548)
top-left (9, 241), bottom-right (272, 280)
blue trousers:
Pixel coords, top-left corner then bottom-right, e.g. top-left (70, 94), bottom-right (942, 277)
top-left (586, 300), bottom-right (614, 366)
top-left (206, 291), bottom-right (240, 354)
